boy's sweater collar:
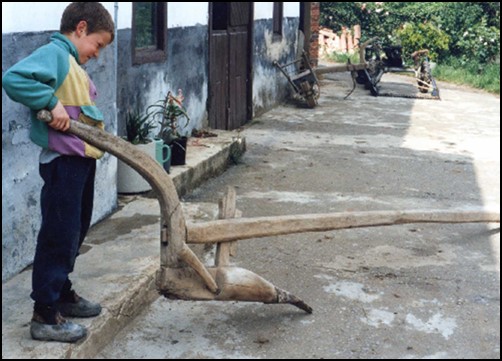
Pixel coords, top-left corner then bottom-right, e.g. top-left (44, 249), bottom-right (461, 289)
top-left (50, 32), bottom-right (81, 65)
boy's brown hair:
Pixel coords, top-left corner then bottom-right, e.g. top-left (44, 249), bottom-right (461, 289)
top-left (60, 2), bottom-right (115, 42)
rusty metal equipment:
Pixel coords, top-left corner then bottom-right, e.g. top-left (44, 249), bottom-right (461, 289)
top-left (37, 110), bottom-right (499, 316)
top-left (273, 51), bottom-right (321, 108)
top-left (356, 39), bottom-right (440, 99)
top-left (316, 37), bottom-right (440, 100)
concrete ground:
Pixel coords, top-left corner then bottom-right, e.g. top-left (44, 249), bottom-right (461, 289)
top-left (98, 71), bottom-right (500, 359)
top-left (2, 70), bottom-right (499, 359)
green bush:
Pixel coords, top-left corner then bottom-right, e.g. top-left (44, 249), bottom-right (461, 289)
top-left (395, 22), bottom-right (450, 62)
top-left (320, 2), bottom-right (500, 64)
top-left (438, 2), bottom-right (500, 63)
top-left (455, 19), bottom-right (500, 64)
top-left (320, 2), bottom-right (500, 92)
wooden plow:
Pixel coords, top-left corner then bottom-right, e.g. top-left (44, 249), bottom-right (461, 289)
top-left (38, 111), bottom-right (500, 314)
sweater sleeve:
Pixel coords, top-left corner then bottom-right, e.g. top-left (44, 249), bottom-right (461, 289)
top-left (2, 44), bottom-right (68, 111)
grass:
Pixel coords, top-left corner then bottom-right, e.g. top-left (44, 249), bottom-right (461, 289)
top-left (433, 58), bottom-right (500, 94)
top-left (326, 51), bottom-right (361, 64)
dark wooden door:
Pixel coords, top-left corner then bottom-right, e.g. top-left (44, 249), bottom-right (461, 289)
top-left (209, 2), bottom-right (252, 130)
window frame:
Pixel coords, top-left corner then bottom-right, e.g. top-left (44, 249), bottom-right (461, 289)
top-left (132, 2), bottom-right (167, 65)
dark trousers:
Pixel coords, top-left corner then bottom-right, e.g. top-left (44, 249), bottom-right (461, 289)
top-left (31, 156), bottom-right (96, 306)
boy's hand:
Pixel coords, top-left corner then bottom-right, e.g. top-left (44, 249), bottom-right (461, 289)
top-left (49, 101), bottom-right (70, 132)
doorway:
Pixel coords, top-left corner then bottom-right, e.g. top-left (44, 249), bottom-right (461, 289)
top-left (208, 2), bottom-right (253, 130)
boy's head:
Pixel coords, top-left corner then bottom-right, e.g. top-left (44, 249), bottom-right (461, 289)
top-left (60, 2), bottom-right (115, 64)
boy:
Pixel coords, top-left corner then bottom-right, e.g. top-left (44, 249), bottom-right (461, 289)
top-left (2, 3), bottom-right (114, 342)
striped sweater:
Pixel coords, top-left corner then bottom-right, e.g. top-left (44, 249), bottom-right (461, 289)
top-left (2, 32), bottom-right (105, 159)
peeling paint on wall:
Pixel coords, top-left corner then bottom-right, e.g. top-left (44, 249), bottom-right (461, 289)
top-left (252, 18), bottom-right (300, 115)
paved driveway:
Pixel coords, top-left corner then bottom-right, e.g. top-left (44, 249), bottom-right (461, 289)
top-left (97, 72), bottom-right (500, 359)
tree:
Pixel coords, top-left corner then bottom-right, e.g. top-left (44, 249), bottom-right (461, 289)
top-left (320, 2), bottom-right (500, 63)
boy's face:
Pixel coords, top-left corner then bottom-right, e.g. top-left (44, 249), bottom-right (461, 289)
top-left (69, 21), bottom-right (112, 64)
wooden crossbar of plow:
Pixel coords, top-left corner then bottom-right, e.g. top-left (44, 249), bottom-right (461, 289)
top-left (38, 111), bottom-right (501, 314)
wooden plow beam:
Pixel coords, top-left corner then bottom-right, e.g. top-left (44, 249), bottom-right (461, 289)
top-left (38, 111), bottom-right (500, 314)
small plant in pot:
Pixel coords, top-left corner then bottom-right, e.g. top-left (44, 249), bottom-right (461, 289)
top-left (124, 108), bottom-right (156, 145)
top-left (117, 109), bottom-right (157, 193)
top-left (149, 89), bottom-right (190, 166)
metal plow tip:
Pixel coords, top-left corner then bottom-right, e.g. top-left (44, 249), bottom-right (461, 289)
top-left (275, 287), bottom-right (313, 314)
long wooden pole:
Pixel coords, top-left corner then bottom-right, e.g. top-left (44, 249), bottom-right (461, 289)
top-left (315, 62), bottom-right (368, 76)
top-left (186, 208), bottom-right (500, 244)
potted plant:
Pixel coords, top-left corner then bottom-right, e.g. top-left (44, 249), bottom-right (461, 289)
top-left (149, 89), bottom-right (190, 166)
top-left (124, 108), bottom-right (156, 146)
top-left (117, 109), bottom-right (159, 193)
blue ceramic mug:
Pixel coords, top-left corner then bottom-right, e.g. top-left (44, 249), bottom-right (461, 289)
top-left (155, 139), bottom-right (171, 172)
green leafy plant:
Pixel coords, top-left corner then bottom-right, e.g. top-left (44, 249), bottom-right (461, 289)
top-left (395, 22), bottom-right (450, 62)
top-left (148, 89), bottom-right (190, 145)
top-left (124, 109), bottom-right (156, 145)
top-left (455, 19), bottom-right (500, 64)
top-left (320, 2), bottom-right (500, 64)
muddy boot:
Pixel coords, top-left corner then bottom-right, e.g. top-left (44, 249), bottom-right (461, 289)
top-left (56, 290), bottom-right (102, 318)
top-left (30, 305), bottom-right (87, 343)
